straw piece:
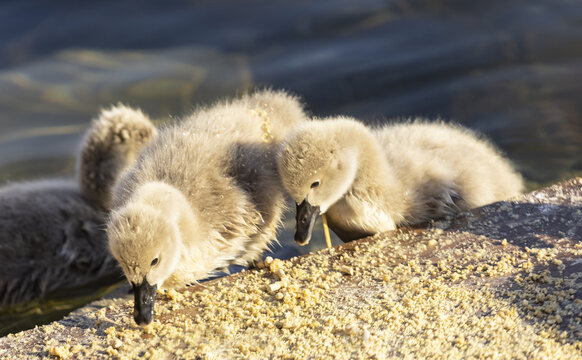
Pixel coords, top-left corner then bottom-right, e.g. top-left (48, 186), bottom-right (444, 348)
top-left (322, 213), bottom-right (332, 249)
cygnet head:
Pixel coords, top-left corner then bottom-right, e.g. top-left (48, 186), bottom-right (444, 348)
top-left (278, 120), bottom-right (359, 245)
top-left (108, 204), bottom-right (181, 325)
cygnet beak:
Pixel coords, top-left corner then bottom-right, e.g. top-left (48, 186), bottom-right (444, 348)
top-left (294, 199), bottom-right (320, 246)
top-left (133, 278), bottom-right (157, 325)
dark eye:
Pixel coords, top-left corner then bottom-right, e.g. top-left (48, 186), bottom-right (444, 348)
top-left (151, 257), bottom-right (159, 267)
top-left (311, 181), bottom-right (320, 189)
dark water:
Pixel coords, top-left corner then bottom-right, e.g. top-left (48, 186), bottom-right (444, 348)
top-left (1, 0), bottom-right (581, 333)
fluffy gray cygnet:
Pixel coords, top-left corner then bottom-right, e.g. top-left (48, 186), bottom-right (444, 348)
top-left (0, 105), bottom-right (156, 306)
top-left (106, 89), bottom-right (307, 325)
top-left (278, 117), bottom-right (524, 244)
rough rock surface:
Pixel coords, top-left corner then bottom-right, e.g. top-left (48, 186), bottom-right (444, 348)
top-left (1, 178), bottom-right (581, 359)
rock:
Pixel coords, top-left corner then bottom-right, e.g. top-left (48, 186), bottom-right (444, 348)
top-left (1, 178), bottom-right (581, 359)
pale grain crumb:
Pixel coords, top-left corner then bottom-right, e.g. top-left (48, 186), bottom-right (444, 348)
top-left (269, 259), bottom-right (284, 273)
top-left (48, 345), bottom-right (71, 359)
top-left (268, 281), bottom-right (283, 292)
top-left (339, 265), bottom-right (354, 276)
top-left (362, 328), bottom-right (370, 342)
top-left (166, 288), bottom-right (184, 302)
top-left (276, 269), bottom-right (286, 280)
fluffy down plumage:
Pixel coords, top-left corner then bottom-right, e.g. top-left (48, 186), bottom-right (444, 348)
top-left (107, 89), bottom-right (307, 324)
top-left (278, 117), bottom-right (523, 243)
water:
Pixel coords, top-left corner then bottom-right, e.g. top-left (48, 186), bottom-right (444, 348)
top-left (1, 0), bottom-right (581, 334)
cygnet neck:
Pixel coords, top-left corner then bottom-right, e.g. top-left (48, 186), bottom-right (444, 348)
top-left (132, 182), bottom-right (202, 248)
top-left (132, 182), bottom-right (228, 286)
top-left (334, 124), bottom-right (408, 221)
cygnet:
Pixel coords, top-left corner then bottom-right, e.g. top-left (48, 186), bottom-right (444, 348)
top-left (107, 89), bottom-right (307, 325)
top-left (0, 104), bottom-right (156, 307)
top-left (278, 117), bottom-right (523, 244)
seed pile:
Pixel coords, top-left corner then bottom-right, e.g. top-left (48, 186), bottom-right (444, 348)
top-left (1, 178), bottom-right (581, 359)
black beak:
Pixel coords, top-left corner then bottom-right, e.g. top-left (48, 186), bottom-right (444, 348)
top-left (132, 278), bottom-right (157, 325)
top-left (294, 199), bottom-right (320, 246)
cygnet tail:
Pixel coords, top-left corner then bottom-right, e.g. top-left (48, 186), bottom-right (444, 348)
top-left (77, 104), bottom-right (157, 209)
top-left (244, 89), bottom-right (308, 141)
